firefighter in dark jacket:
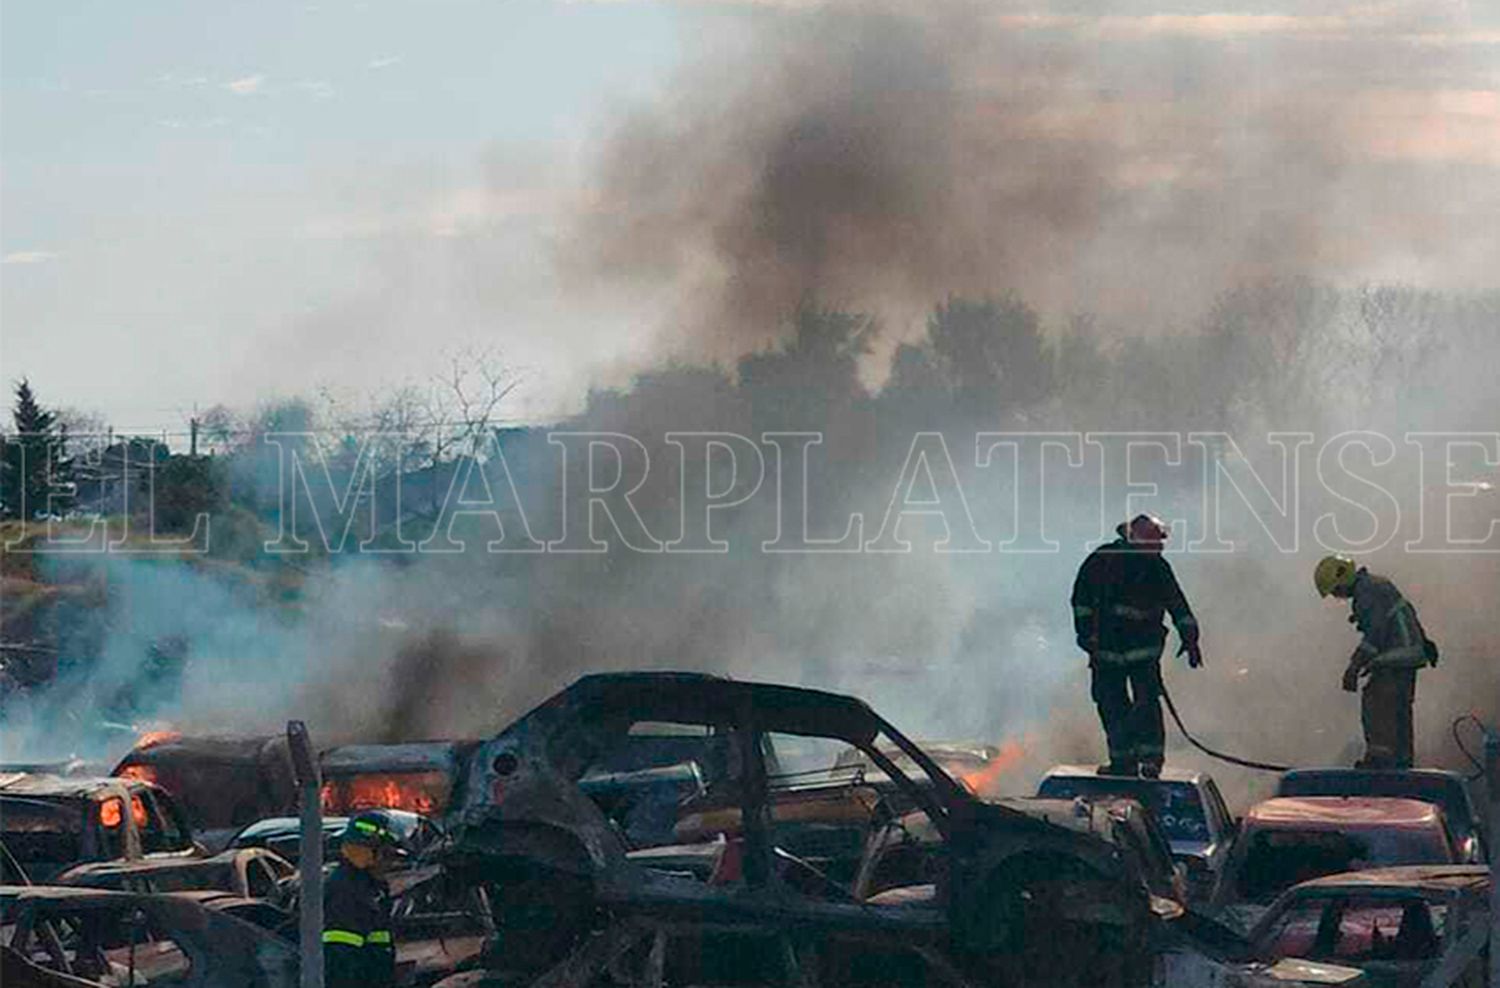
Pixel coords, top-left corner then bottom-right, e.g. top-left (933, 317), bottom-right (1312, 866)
top-left (1071, 514), bottom-right (1203, 777)
top-left (1315, 555), bottom-right (1437, 769)
top-left (323, 809), bottom-right (403, 988)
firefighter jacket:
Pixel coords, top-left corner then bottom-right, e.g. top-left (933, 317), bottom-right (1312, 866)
top-left (1349, 568), bottom-right (1435, 671)
top-left (323, 861), bottom-right (396, 988)
top-left (1071, 539), bottom-right (1199, 665)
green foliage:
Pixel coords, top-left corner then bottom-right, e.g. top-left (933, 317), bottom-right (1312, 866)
top-left (2, 379), bottom-right (74, 520)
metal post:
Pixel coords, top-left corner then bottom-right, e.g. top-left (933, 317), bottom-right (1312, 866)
top-left (1486, 723), bottom-right (1498, 988)
top-left (288, 721), bottom-right (324, 988)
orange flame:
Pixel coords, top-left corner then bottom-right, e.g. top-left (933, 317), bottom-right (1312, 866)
top-left (99, 797), bottom-right (124, 829)
top-left (135, 730), bottom-right (181, 751)
top-left (959, 738), bottom-right (1030, 796)
top-left (321, 771), bottom-right (449, 817)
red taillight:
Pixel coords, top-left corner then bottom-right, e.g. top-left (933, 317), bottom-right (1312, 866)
top-left (100, 798), bottom-right (124, 829)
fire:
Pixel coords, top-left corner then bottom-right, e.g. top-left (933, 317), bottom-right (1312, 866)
top-left (321, 771), bottom-right (449, 817)
top-left (99, 798), bottom-right (123, 829)
top-left (959, 737), bottom-right (1030, 796)
top-left (134, 729), bottom-right (181, 751)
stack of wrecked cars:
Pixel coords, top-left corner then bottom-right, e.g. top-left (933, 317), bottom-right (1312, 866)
top-left (437, 672), bottom-right (1173, 987)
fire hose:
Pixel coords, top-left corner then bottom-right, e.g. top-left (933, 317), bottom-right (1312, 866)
top-left (1158, 680), bottom-right (1293, 774)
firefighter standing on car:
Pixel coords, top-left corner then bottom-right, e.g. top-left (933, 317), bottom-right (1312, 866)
top-left (1314, 555), bottom-right (1437, 769)
top-left (1071, 514), bottom-right (1204, 778)
top-left (323, 809), bottom-right (402, 988)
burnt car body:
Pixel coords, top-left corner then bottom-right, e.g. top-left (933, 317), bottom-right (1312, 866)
top-left (1211, 797), bottom-right (1458, 932)
top-left (0, 775), bottom-right (199, 882)
top-left (855, 795), bottom-right (1188, 917)
top-left (110, 735), bottom-right (297, 851)
top-left (1037, 764), bottom-right (1237, 901)
top-left (318, 741), bottom-right (480, 821)
top-left (228, 816), bottom-right (349, 866)
top-left (54, 846), bottom-right (296, 903)
top-left (1236, 865), bottom-right (1491, 988)
top-left (0, 884), bottom-right (297, 987)
top-left (446, 672), bottom-right (1160, 987)
top-left (1275, 768), bottom-right (1487, 865)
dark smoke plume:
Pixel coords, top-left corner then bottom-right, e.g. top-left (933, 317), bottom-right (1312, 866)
top-left (563, 1), bottom-right (1499, 358)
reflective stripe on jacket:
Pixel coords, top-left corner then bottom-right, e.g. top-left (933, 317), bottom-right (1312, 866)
top-left (323, 862), bottom-right (397, 988)
top-left (1071, 539), bottom-right (1198, 662)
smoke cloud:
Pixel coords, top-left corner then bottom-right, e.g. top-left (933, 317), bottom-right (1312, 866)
top-left (562, 0), bottom-right (1499, 357)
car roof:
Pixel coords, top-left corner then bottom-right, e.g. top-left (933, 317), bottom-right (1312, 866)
top-left (0, 773), bottom-right (138, 800)
top-left (1043, 764), bottom-right (1208, 785)
top-left (58, 848), bottom-right (265, 878)
top-left (1, 884), bottom-right (143, 903)
top-left (1279, 767), bottom-right (1469, 785)
top-left (115, 735), bottom-right (281, 766)
top-left (321, 741), bottom-right (477, 773)
top-left (1244, 796), bottom-right (1443, 829)
top-left (543, 672), bottom-right (883, 745)
top-left (234, 816), bottom-right (348, 840)
top-left (1289, 865), bottom-right (1490, 895)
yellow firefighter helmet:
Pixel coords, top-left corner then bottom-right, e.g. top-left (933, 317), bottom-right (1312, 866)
top-left (1314, 554), bottom-right (1357, 598)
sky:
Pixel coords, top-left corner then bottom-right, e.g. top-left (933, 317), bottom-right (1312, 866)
top-left (1, 0), bottom-right (688, 432)
top-left (2, 0), bottom-right (1498, 437)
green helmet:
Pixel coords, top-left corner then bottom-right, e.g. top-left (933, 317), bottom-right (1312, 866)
top-left (340, 810), bottom-right (407, 855)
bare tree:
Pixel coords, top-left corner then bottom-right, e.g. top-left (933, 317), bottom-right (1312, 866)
top-left (56, 407), bottom-right (112, 460)
top-left (424, 346), bottom-right (522, 464)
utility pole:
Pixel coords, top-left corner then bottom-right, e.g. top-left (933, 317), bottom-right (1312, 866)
top-left (288, 721), bottom-right (325, 988)
top-left (189, 417), bottom-right (199, 457)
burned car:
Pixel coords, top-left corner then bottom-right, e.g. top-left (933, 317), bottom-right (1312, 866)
top-left (1239, 865), bottom-right (1490, 987)
top-left (227, 816), bottom-right (349, 866)
top-left (446, 672), bottom-right (1160, 986)
top-left (0, 775), bottom-right (199, 882)
top-left (1275, 768), bottom-right (1487, 865)
top-left (0, 884), bottom-right (297, 987)
top-left (1037, 764), bottom-right (1238, 902)
top-left (110, 734), bottom-right (297, 850)
top-left (54, 846), bottom-right (296, 903)
top-left (1161, 865), bottom-right (1491, 988)
top-left (1210, 797), bottom-right (1459, 933)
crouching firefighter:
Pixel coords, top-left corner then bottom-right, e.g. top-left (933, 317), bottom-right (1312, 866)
top-left (1071, 514), bottom-right (1204, 778)
top-left (1314, 556), bottom-right (1438, 769)
top-left (323, 809), bottom-right (404, 988)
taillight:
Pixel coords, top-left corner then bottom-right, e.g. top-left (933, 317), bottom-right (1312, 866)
top-left (100, 798), bottom-right (124, 829)
top-left (130, 795), bottom-right (149, 828)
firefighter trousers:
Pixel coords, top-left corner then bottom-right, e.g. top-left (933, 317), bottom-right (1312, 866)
top-left (1091, 657), bottom-right (1164, 772)
top-left (1360, 668), bottom-right (1416, 769)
